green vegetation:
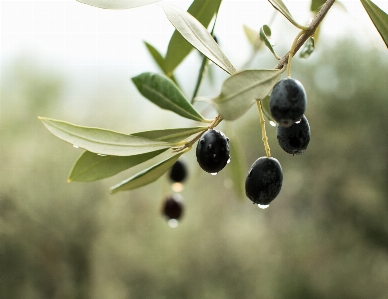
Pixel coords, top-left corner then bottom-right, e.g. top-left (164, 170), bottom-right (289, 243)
top-left (1, 0), bottom-right (388, 297)
top-left (1, 37), bottom-right (388, 299)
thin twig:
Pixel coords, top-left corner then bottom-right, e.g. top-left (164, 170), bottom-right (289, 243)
top-left (274, 0), bottom-right (336, 70)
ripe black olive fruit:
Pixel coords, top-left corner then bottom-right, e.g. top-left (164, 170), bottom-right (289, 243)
top-left (169, 159), bottom-right (187, 183)
top-left (196, 129), bottom-right (230, 173)
top-left (277, 115), bottom-right (310, 155)
top-left (162, 195), bottom-right (184, 220)
top-left (245, 157), bottom-right (283, 205)
top-left (270, 78), bottom-right (307, 127)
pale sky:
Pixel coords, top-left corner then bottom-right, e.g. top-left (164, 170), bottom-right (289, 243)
top-left (1, 0), bottom-right (387, 87)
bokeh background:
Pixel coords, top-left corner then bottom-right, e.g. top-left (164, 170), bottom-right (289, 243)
top-left (1, 1), bottom-right (388, 298)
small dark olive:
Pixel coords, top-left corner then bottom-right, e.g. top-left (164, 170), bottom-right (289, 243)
top-left (196, 129), bottom-right (230, 173)
top-left (162, 195), bottom-right (184, 220)
top-left (277, 115), bottom-right (310, 155)
top-left (245, 157), bottom-right (283, 205)
top-left (169, 160), bottom-right (188, 183)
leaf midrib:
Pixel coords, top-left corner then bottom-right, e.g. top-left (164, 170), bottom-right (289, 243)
top-left (141, 84), bottom-right (203, 121)
top-left (70, 155), bottom-right (114, 181)
top-left (215, 70), bottom-right (282, 103)
top-left (168, 5), bottom-right (236, 75)
top-left (45, 120), bottom-right (172, 148)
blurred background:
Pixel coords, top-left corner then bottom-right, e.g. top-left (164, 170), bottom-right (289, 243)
top-left (1, 0), bottom-right (388, 298)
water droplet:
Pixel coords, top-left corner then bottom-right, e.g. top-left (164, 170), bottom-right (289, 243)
top-left (73, 145), bottom-right (79, 149)
top-left (168, 219), bottom-right (179, 228)
top-left (295, 120), bottom-right (301, 124)
top-left (211, 172), bottom-right (218, 176)
top-left (269, 121), bottom-right (276, 127)
top-left (171, 182), bottom-right (184, 193)
top-left (227, 157), bottom-right (231, 164)
top-left (207, 144), bottom-right (212, 150)
top-left (97, 154), bottom-right (107, 156)
top-left (258, 204), bottom-right (270, 209)
top-left (213, 153), bottom-right (218, 159)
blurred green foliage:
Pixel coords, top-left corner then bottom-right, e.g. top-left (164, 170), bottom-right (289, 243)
top-left (1, 40), bottom-right (388, 299)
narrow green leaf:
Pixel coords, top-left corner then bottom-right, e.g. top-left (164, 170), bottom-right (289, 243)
top-left (243, 25), bottom-right (262, 51)
top-left (360, 0), bottom-right (388, 48)
top-left (260, 25), bottom-right (280, 59)
top-left (110, 152), bottom-right (183, 193)
top-left (268, 0), bottom-right (309, 30)
top-left (76, 0), bottom-right (161, 9)
top-left (212, 68), bottom-right (285, 120)
top-left (310, 0), bottom-right (325, 12)
top-left (39, 117), bottom-right (173, 156)
top-left (228, 135), bottom-right (246, 200)
top-left (132, 126), bottom-right (207, 143)
top-left (143, 41), bottom-right (179, 85)
top-left (144, 41), bottom-right (166, 73)
top-left (132, 72), bottom-right (208, 122)
top-left (299, 37), bottom-right (315, 58)
top-left (159, 3), bottom-right (237, 75)
top-left (164, 0), bottom-right (222, 74)
top-left (69, 149), bottom-right (167, 182)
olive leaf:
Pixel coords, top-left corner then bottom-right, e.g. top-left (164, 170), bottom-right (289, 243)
top-left (69, 149), bottom-right (168, 182)
top-left (260, 25), bottom-right (280, 59)
top-left (159, 3), bottom-right (237, 75)
top-left (132, 126), bottom-right (207, 143)
top-left (39, 117), bottom-right (174, 156)
top-left (143, 41), bottom-right (179, 85)
top-left (76, 0), bottom-right (161, 9)
top-left (261, 95), bottom-right (277, 124)
top-left (299, 37), bottom-right (315, 58)
top-left (212, 68), bottom-right (285, 120)
top-left (132, 72), bottom-right (208, 122)
top-left (164, 0), bottom-right (222, 74)
top-left (143, 41), bottom-right (166, 73)
top-left (268, 0), bottom-right (309, 30)
top-left (310, 0), bottom-right (326, 13)
top-left (110, 152), bottom-right (183, 193)
top-left (360, 0), bottom-right (388, 48)
top-left (243, 25), bottom-right (262, 51)
top-left (68, 126), bottom-right (206, 182)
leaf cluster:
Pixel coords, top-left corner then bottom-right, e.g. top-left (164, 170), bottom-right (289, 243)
top-left (41, 0), bottom-right (388, 194)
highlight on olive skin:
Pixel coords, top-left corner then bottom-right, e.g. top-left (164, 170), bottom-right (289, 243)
top-left (277, 115), bottom-right (310, 155)
top-left (196, 129), bottom-right (230, 174)
top-left (270, 78), bottom-right (307, 128)
top-left (245, 157), bottom-right (283, 205)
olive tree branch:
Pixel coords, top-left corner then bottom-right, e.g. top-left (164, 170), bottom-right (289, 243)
top-left (274, 0), bottom-right (336, 70)
top-left (175, 0), bottom-right (336, 153)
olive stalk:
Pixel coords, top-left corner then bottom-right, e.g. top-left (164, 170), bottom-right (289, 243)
top-left (172, 114), bottom-right (223, 152)
top-left (257, 100), bottom-right (271, 158)
top-left (287, 30), bottom-right (305, 78)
